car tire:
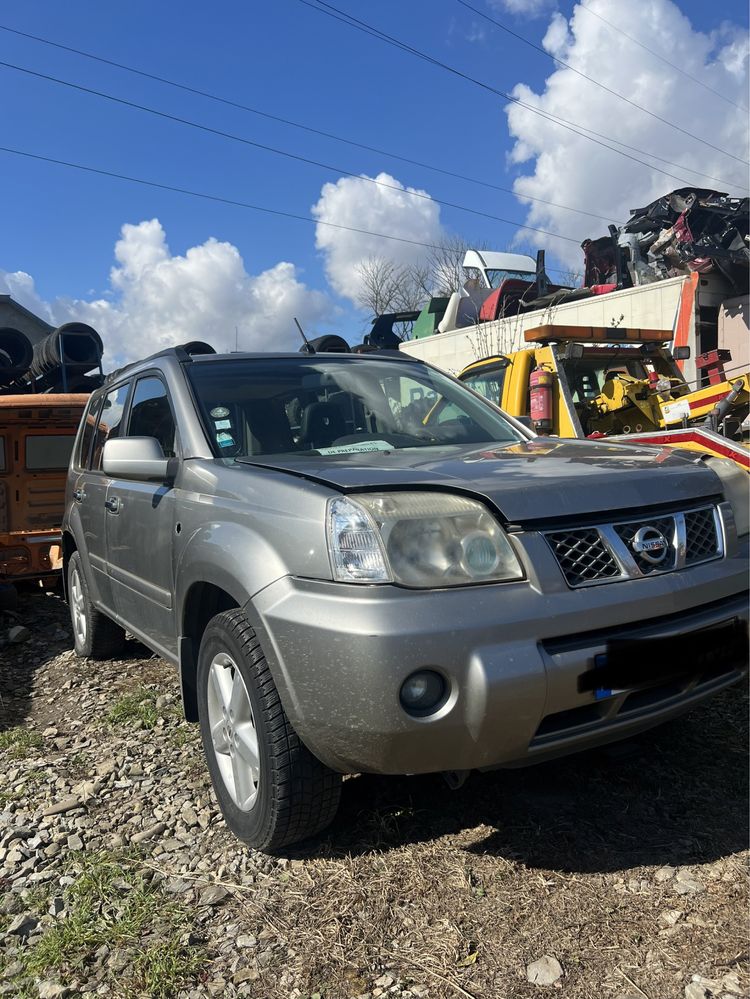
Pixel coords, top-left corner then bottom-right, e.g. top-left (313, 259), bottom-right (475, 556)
top-left (67, 551), bottom-right (126, 660)
top-left (197, 608), bottom-right (342, 851)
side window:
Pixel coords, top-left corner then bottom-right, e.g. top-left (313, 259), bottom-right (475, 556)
top-left (91, 383), bottom-right (130, 471)
top-left (464, 367), bottom-right (507, 404)
top-left (127, 376), bottom-right (177, 458)
top-left (76, 395), bottom-right (103, 470)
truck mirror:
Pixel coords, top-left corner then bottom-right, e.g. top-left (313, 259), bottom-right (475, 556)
top-left (673, 346), bottom-right (690, 360)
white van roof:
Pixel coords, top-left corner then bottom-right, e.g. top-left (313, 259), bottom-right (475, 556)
top-left (462, 250), bottom-right (537, 274)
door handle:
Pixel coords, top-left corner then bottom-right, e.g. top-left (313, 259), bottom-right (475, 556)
top-left (73, 488), bottom-right (86, 503)
top-left (104, 496), bottom-right (121, 514)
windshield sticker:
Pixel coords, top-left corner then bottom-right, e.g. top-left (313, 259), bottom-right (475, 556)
top-left (214, 419), bottom-right (232, 430)
top-left (317, 440), bottom-right (394, 455)
top-left (216, 431), bottom-right (235, 448)
top-left (210, 406), bottom-right (230, 419)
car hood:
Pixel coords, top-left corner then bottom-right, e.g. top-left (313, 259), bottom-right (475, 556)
top-left (242, 438), bottom-right (721, 523)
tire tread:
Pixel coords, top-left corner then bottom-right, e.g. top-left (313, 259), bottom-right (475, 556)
top-left (204, 609), bottom-right (341, 850)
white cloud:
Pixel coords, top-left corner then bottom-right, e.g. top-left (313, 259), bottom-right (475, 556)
top-left (311, 172), bottom-right (444, 303)
top-left (0, 220), bottom-right (334, 367)
top-left (504, 0), bottom-right (749, 266)
top-left (489, 0), bottom-right (555, 18)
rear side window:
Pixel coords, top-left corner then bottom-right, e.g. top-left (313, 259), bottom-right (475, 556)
top-left (91, 383), bottom-right (130, 471)
top-left (26, 435), bottom-right (76, 470)
top-left (127, 376), bottom-right (177, 457)
top-left (76, 395), bottom-right (103, 470)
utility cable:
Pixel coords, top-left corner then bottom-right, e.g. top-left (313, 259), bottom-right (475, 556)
top-left (0, 144), bottom-right (459, 250)
top-left (296, 0), bottom-right (749, 192)
top-left (576, 0), bottom-right (749, 114)
top-left (0, 20), bottom-right (616, 223)
top-left (0, 58), bottom-right (583, 245)
top-left (0, 142), bottom-right (579, 276)
top-left (456, 0), bottom-right (748, 164)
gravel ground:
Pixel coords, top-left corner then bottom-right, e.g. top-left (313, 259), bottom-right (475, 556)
top-left (0, 588), bottom-right (747, 999)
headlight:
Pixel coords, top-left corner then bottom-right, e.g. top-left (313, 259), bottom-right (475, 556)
top-left (706, 457), bottom-right (749, 537)
top-left (327, 492), bottom-right (524, 587)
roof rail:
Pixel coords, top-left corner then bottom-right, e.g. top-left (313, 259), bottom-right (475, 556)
top-left (103, 341), bottom-right (216, 385)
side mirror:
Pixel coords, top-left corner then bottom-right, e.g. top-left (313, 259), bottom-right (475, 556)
top-left (673, 346), bottom-right (690, 360)
top-left (102, 437), bottom-right (173, 482)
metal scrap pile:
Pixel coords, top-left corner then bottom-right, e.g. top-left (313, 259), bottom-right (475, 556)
top-left (617, 188), bottom-right (749, 291)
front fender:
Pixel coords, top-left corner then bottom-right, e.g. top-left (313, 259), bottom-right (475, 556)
top-left (175, 520), bottom-right (289, 624)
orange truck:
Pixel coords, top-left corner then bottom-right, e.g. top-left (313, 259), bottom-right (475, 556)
top-left (0, 394), bottom-right (88, 583)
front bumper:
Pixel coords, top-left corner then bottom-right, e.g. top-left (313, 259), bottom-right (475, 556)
top-left (249, 538), bottom-right (749, 775)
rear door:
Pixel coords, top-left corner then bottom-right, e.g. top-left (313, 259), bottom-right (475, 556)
top-left (74, 382), bottom-right (131, 612)
top-left (104, 374), bottom-right (178, 658)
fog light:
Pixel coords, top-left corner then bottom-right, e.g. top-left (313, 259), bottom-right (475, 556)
top-left (400, 670), bottom-right (446, 716)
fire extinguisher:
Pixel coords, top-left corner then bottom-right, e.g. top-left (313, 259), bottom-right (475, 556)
top-left (529, 367), bottom-right (554, 433)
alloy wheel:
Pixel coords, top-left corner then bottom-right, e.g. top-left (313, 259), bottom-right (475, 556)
top-left (206, 652), bottom-right (260, 811)
top-left (70, 567), bottom-right (87, 647)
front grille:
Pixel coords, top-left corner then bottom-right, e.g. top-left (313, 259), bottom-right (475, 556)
top-left (614, 516), bottom-right (677, 574)
top-left (546, 529), bottom-right (621, 587)
top-left (544, 504), bottom-right (723, 588)
top-left (685, 507), bottom-right (719, 564)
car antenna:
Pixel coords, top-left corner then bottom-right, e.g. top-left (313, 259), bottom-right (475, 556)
top-left (294, 317), bottom-right (315, 354)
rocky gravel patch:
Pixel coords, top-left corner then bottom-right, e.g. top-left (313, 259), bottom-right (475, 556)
top-left (0, 589), bottom-right (748, 998)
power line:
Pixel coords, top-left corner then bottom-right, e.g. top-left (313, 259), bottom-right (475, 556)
top-left (296, 0), bottom-right (749, 192)
top-left (456, 0), bottom-right (748, 164)
top-left (0, 144), bottom-right (457, 249)
top-left (0, 58), bottom-right (583, 245)
top-left (0, 143), bottom-right (579, 275)
top-left (0, 21), bottom-right (616, 224)
top-left (576, 1), bottom-right (749, 114)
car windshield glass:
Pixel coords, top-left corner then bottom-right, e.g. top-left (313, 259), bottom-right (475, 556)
top-left (485, 269), bottom-right (535, 288)
top-left (187, 355), bottom-right (523, 459)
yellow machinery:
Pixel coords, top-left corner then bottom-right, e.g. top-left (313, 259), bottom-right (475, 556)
top-left (459, 325), bottom-right (750, 470)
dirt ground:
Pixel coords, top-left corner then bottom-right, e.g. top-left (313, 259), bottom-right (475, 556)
top-left (0, 588), bottom-right (747, 999)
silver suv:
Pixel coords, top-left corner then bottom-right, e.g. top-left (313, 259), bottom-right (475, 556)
top-left (63, 345), bottom-right (749, 850)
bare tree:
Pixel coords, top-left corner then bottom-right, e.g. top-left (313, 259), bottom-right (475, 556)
top-left (355, 257), bottom-right (429, 317)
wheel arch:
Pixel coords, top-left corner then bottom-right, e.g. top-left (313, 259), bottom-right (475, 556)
top-left (178, 580), bottom-right (242, 721)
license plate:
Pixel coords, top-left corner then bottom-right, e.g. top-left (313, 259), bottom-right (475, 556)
top-left (578, 618), bottom-right (748, 699)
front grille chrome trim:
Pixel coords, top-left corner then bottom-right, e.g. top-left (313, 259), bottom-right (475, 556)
top-left (545, 504), bottom-right (723, 588)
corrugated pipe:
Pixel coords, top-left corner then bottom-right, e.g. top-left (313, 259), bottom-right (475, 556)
top-left (29, 322), bottom-right (103, 378)
top-left (0, 326), bottom-right (34, 385)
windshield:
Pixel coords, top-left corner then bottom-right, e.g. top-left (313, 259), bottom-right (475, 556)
top-left (485, 268), bottom-right (535, 289)
top-left (188, 355), bottom-right (523, 459)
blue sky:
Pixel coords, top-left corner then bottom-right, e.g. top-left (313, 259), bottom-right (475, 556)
top-left (1, 0), bottom-right (747, 359)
